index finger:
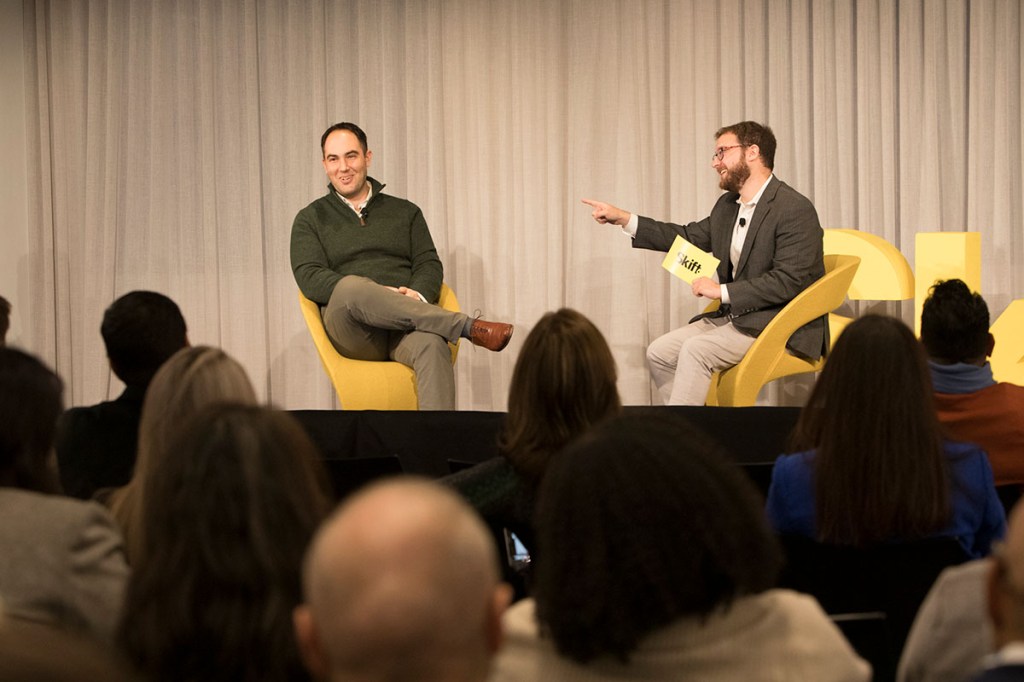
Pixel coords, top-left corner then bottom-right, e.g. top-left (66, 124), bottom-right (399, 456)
top-left (580, 198), bottom-right (600, 208)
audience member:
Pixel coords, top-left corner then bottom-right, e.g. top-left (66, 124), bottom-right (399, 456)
top-left (766, 314), bottom-right (1005, 558)
top-left (490, 414), bottom-right (869, 680)
top-left (974, 502), bottom-right (1024, 680)
top-left (921, 279), bottom-right (1024, 487)
top-left (444, 308), bottom-right (620, 555)
top-left (294, 478), bottom-right (511, 682)
top-left (0, 347), bottom-right (128, 641)
top-left (118, 404), bottom-right (332, 682)
top-left (106, 345), bottom-right (257, 562)
top-left (0, 295), bottom-right (10, 345)
top-left (898, 559), bottom-right (992, 682)
top-left (0, 622), bottom-right (136, 681)
top-left (55, 290), bottom-right (189, 499)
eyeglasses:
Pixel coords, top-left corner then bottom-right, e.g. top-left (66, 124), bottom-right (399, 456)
top-left (712, 145), bottom-right (745, 161)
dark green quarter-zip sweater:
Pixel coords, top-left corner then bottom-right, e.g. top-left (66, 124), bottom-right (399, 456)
top-left (290, 177), bottom-right (444, 305)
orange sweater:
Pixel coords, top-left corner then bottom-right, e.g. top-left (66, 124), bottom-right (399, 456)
top-left (935, 383), bottom-right (1024, 486)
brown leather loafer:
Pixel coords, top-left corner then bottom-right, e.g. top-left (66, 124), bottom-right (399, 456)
top-left (469, 319), bottom-right (514, 352)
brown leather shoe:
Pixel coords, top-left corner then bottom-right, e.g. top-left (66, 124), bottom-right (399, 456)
top-left (469, 319), bottom-right (514, 352)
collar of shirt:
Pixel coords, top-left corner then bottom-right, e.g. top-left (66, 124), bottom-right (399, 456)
top-left (730, 174), bottom-right (774, 272)
top-left (929, 360), bottom-right (997, 394)
top-left (334, 183), bottom-right (373, 218)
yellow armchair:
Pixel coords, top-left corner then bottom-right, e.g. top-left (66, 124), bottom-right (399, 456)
top-left (706, 254), bottom-right (861, 407)
top-left (298, 284), bottom-right (461, 410)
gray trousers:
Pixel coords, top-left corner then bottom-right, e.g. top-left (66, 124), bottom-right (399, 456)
top-left (323, 275), bottom-right (469, 410)
top-left (646, 316), bottom-right (756, 406)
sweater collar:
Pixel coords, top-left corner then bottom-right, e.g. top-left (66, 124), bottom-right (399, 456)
top-left (929, 360), bottom-right (996, 394)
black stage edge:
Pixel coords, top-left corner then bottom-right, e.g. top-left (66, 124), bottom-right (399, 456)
top-left (289, 406), bottom-right (801, 497)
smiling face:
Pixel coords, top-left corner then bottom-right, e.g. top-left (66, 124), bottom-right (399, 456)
top-left (322, 129), bottom-right (372, 202)
top-left (711, 134), bottom-right (751, 194)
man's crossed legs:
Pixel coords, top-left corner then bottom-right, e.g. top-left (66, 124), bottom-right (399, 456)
top-left (322, 276), bottom-right (511, 410)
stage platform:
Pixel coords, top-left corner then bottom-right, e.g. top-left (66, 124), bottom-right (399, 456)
top-left (289, 405), bottom-right (801, 497)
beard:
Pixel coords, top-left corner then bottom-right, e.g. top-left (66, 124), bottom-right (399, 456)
top-left (719, 157), bottom-right (750, 193)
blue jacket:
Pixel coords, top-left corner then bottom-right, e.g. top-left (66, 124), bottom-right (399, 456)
top-left (765, 441), bottom-right (1006, 558)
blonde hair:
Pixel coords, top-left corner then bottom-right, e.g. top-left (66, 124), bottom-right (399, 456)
top-left (108, 346), bottom-right (258, 561)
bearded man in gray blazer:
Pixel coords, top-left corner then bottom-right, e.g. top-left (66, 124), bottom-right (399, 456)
top-left (584, 121), bottom-right (825, 405)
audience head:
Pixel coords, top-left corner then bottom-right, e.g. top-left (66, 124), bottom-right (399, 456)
top-left (533, 414), bottom-right (782, 664)
top-left (920, 279), bottom-right (993, 365)
top-left (794, 314), bottom-right (949, 546)
top-left (500, 308), bottom-right (621, 480)
top-left (990, 501), bottom-right (1024, 649)
top-left (101, 291), bottom-right (188, 388)
top-left (0, 347), bottom-right (63, 493)
top-left (109, 345), bottom-right (258, 561)
top-left (0, 295), bottom-right (10, 345)
top-left (295, 478), bottom-right (511, 682)
top-left (118, 404), bottom-right (332, 681)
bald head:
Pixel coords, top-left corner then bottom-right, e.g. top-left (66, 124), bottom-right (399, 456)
top-left (294, 478), bottom-right (510, 682)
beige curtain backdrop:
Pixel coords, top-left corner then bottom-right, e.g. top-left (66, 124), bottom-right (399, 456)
top-left (20, 0), bottom-right (1024, 410)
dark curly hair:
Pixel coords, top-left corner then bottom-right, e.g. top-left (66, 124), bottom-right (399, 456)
top-left (117, 404), bottom-right (332, 681)
top-left (920, 279), bottom-right (991, 363)
top-left (533, 413), bottom-right (782, 664)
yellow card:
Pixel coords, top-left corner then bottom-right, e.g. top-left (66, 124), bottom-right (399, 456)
top-left (661, 236), bottom-right (720, 284)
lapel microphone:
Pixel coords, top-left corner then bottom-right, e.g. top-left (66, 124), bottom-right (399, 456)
top-left (739, 217), bottom-right (746, 227)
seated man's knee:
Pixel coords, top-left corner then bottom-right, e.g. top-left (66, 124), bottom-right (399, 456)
top-left (330, 275), bottom-right (375, 308)
top-left (404, 333), bottom-right (450, 367)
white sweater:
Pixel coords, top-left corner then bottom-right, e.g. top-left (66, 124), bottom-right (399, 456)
top-left (489, 589), bottom-right (870, 682)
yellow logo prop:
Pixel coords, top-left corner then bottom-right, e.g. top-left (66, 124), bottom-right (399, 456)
top-left (823, 229), bottom-right (1022, 386)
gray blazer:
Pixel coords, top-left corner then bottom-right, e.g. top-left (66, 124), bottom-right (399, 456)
top-left (633, 176), bottom-right (827, 360)
top-left (0, 488), bottom-right (129, 641)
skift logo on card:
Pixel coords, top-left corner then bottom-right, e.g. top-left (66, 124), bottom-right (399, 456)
top-left (661, 236), bottom-right (721, 285)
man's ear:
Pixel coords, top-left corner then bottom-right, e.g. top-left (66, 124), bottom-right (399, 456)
top-left (293, 604), bottom-right (330, 681)
top-left (986, 332), bottom-right (996, 358)
top-left (485, 582), bottom-right (514, 654)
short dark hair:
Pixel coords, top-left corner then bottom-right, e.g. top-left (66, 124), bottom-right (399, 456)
top-left (533, 414), bottom-right (782, 663)
top-left (500, 309), bottom-right (621, 481)
top-left (0, 347), bottom-right (63, 493)
top-left (0, 295), bottom-right (10, 345)
top-left (321, 122), bottom-right (368, 156)
top-left (101, 291), bottom-right (187, 387)
top-left (119, 404), bottom-right (332, 681)
top-left (716, 121), bottom-right (777, 169)
top-left (920, 279), bottom-right (991, 363)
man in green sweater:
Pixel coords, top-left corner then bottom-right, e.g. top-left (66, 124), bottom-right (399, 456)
top-left (291, 122), bottom-right (513, 410)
